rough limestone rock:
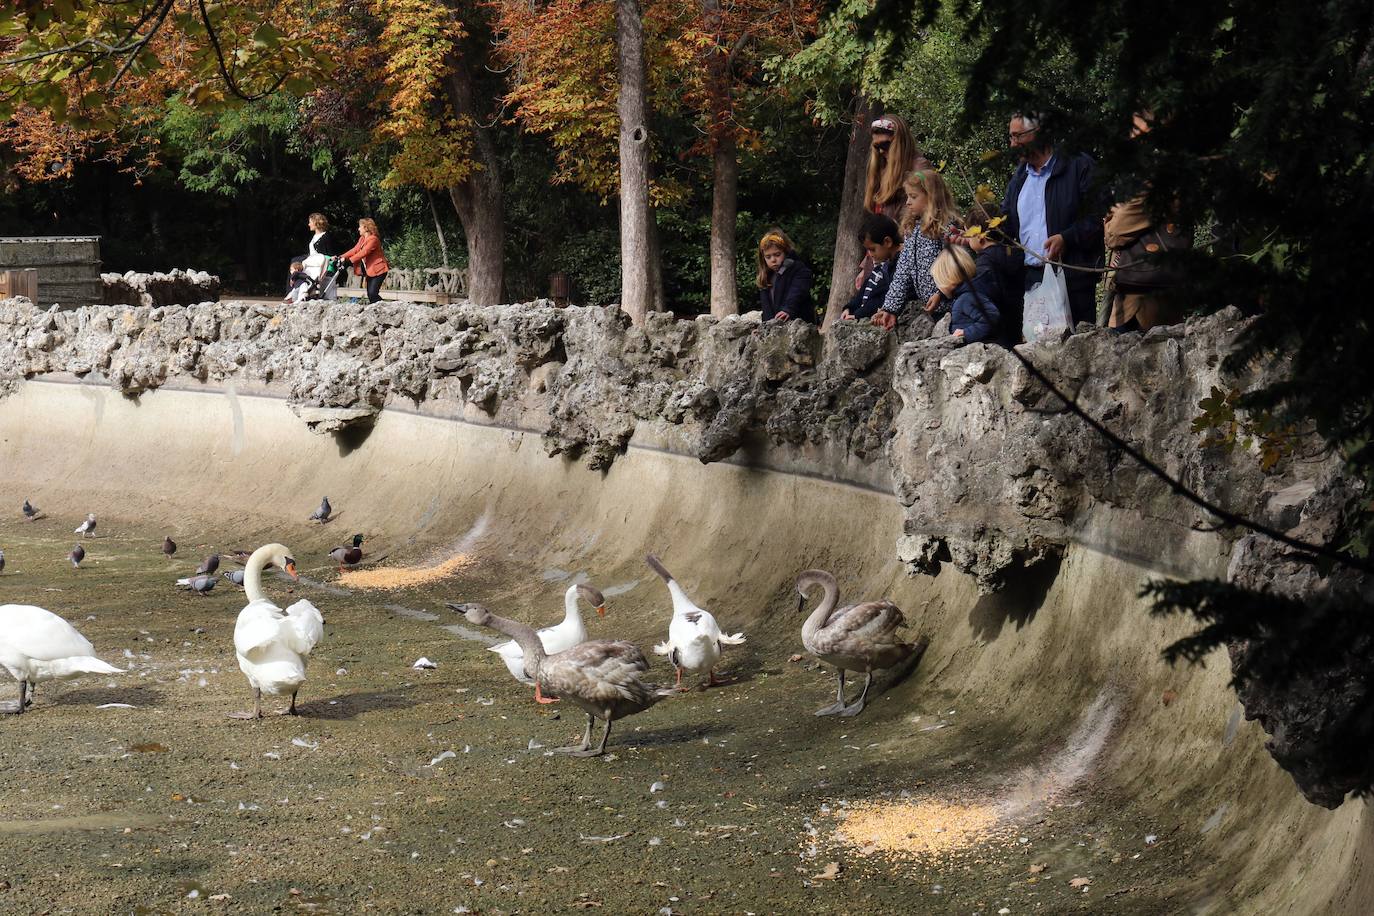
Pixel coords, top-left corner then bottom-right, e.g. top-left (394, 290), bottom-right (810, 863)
top-left (102, 269), bottom-right (221, 308)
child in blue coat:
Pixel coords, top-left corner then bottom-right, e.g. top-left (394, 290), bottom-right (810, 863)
top-left (931, 246), bottom-right (1000, 343)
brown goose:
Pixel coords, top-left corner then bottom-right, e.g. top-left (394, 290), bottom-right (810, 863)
top-left (795, 569), bottom-right (925, 718)
top-left (451, 601), bottom-right (674, 757)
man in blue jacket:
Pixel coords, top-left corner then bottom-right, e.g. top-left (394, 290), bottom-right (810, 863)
top-left (1002, 114), bottom-right (1105, 328)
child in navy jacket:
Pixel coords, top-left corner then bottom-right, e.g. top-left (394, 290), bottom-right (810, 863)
top-left (842, 213), bottom-right (903, 321)
top-left (931, 246), bottom-right (1000, 343)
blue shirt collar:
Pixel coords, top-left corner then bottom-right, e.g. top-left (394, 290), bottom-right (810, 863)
top-left (1027, 153), bottom-right (1056, 178)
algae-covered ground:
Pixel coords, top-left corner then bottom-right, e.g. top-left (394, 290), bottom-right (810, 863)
top-left (0, 519), bottom-right (1201, 915)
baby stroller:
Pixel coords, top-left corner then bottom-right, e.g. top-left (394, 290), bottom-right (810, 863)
top-left (291, 255), bottom-right (348, 303)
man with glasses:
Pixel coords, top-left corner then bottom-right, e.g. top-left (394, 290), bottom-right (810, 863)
top-left (1000, 113), bottom-right (1105, 333)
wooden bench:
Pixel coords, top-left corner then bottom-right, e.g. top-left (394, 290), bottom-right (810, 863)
top-left (338, 287), bottom-right (454, 305)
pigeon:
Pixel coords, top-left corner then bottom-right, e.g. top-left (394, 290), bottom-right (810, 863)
top-left (328, 534), bottom-right (365, 571)
top-left (69, 545), bottom-right (85, 568)
top-left (22, 499), bottom-right (37, 521)
top-left (163, 536), bottom-right (177, 559)
top-left (226, 549), bottom-right (252, 565)
top-left (176, 574), bottom-right (217, 595)
top-left (0, 549), bottom-right (5, 574)
top-left (222, 569), bottom-right (245, 587)
top-left (196, 554), bottom-right (220, 576)
top-left (74, 514), bottom-right (96, 538)
top-left (309, 496), bottom-right (332, 523)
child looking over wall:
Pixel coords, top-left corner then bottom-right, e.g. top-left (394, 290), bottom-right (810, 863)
top-left (931, 246), bottom-right (1000, 343)
top-left (757, 229), bottom-right (817, 323)
top-left (842, 213), bottom-right (903, 321)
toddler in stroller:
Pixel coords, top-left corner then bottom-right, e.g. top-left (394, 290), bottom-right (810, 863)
top-left (286, 256), bottom-right (347, 303)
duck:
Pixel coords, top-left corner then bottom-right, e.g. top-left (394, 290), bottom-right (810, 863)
top-left (795, 569), bottom-right (925, 718)
top-left (74, 513), bottom-right (96, 538)
top-left (452, 601), bottom-right (674, 757)
top-left (0, 604), bottom-right (122, 714)
top-left (231, 543), bottom-right (324, 719)
top-left (487, 583), bottom-right (606, 703)
top-left (647, 554), bottom-right (745, 689)
top-left (327, 534), bottom-right (365, 572)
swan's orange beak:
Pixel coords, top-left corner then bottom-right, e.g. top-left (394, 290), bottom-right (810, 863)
top-left (596, 604), bottom-right (606, 618)
top-left (285, 561), bottom-right (299, 580)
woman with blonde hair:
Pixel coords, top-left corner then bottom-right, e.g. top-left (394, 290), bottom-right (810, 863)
top-left (872, 168), bottom-right (962, 331)
top-left (341, 218), bottom-right (391, 304)
top-left (855, 115), bottom-right (933, 291)
top-left (863, 115), bottom-right (931, 220)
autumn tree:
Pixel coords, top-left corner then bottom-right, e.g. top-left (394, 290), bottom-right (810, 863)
top-left (497, 0), bottom-right (816, 318)
top-left (355, 0), bottom-right (507, 305)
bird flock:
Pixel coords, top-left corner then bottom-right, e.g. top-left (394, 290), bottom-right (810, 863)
top-left (1, 497), bottom-right (926, 756)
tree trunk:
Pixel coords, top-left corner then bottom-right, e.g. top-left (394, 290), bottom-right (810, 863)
top-left (443, 62), bottom-right (505, 306)
top-left (429, 190), bottom-right (450, 268)
top-left (704, 0), bottom-right (737, 317)
top-left (823, 93), bottom-right (878, 330)
top-left (616, 0), bottom-right (653, 324)
top-left (709, 139), bottom-right (739, 316)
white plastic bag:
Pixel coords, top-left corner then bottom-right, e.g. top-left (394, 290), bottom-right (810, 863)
top-left (1021, 265), bottom-right (1073, 342)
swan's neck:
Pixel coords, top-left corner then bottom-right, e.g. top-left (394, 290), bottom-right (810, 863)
top-left (562, 585), bottom-right (582, 625)
top-left (801, 575), bottom-right (841, 644)
top-left (483, 611), bottom-right (547, 675)
top-left (244, 545), bottom-right (276, 603)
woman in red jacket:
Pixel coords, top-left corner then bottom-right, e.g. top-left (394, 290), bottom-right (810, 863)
top-left (341, 218), bottom-right (390, 303)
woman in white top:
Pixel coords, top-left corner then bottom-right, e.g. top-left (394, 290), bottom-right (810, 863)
top-left (301, 212), bottom-right (342, 300)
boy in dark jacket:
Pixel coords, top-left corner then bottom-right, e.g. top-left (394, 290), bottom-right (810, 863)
top-left (842, 213), bottom-right (903, 321)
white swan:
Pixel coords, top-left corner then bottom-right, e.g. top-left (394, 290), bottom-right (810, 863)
top-left (0, 604), bottom-right (122, 714)
top-left (489, 583), bottom-right (605, 703)
top-left (646, 555), bottom-right (746, 689)
top-left (231, 544), bottom-right (324, 719)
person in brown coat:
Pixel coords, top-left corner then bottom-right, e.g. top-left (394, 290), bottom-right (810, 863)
top-left (1104, 114), bottom-right (1191, 331)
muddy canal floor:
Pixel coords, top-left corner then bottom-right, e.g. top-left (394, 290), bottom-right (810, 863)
top-left (0, 522), bottom-right (1201, 914)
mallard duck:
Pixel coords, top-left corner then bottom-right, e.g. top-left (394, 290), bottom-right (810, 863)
top-left (488, 583), bottom-right (605, 703)
top-left (0, 604), bottom-right (122, 714)
top-left (452, 601), bottom-right (674, 757)
top-left (231, 544), bottom-right (324, 719)
top-left (647, 555), bottom-right (745, 689)
top-left (795, 569), bottom-right (925, 718)
top-left (328, 534), bottom-right (365, 571)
